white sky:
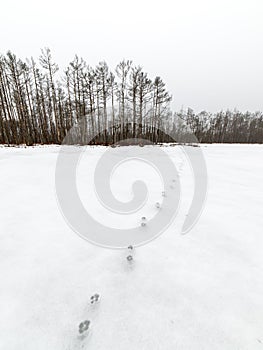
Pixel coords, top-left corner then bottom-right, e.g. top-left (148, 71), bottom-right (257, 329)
top-left (0, 0), bottom-right (262, 112)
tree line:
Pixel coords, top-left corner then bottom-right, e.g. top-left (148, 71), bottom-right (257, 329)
top-left (174, 108), bottom-right (263, 144)
top-left (0, 48), bottom-right (262, 145)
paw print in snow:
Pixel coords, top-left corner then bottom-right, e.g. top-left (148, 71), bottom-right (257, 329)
top-left (79, 320), bottom-right (90, 334)
top-left (141, 217), bottom-right (147, 227)
top-left (90, 293), bottom-right (100, 304)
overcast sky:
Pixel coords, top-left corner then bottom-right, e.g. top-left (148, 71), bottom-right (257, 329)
top-left (0, 0), bottom-right (262, 112)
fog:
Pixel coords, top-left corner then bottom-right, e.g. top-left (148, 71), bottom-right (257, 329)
top-left (0, 0), bottom-right (262, 112)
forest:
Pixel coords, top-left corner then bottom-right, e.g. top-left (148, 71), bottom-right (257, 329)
top-left (0, 48), bottom-right (262, 145)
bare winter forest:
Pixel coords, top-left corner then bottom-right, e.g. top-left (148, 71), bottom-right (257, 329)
top-left (0, 48), bottom-right (262, 145)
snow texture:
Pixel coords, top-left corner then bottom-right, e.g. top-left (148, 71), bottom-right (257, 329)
top-left (0, 144), bottom-right (263, 350)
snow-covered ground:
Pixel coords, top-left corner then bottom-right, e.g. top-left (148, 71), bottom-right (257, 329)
top-left (0, 144), bottom-right (263, 350)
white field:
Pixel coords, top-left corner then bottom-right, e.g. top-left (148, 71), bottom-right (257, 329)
top-left (0, 144), bottom-right (263, 350)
